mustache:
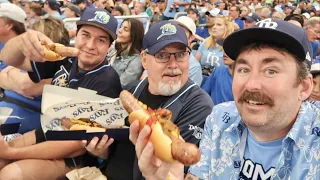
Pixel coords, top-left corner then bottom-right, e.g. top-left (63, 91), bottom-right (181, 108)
top-left (238, 90), bottom-right (275, 107)
top-left (162, 68), bottom-right (182, 76)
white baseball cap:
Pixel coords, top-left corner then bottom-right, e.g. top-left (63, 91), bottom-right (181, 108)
top-left (302, 13), bottom-right (311, 20)
top-left (0, 3), bottom-right (26, 23)
top-left (172, 16), bottom-right (196, 35)
top-left (205, 8), bottom-right (220, 17)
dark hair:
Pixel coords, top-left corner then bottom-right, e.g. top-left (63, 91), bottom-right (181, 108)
top-left (230, 5), bottom-right (241, 13)
top-left (30, 3), bottom-right (43, 16)
top-left (284, 14), bottom-right (304, 27)
top-left (233, 42), bottom-right (309, 86)
top-left (3, 17), bottom-right (26, 35)
top-left (115, 18), bottom-right (144, 56)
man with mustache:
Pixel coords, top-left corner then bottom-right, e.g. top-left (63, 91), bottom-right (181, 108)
top-left (102, 21), bottom-right (213, 180)
top-left (131, 19), bottom-right (320, 179)
top-left (0, 8), bottom-right (121, 179)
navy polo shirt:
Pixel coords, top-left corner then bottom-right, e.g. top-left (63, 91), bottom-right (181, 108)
top-left (28, 57), bottom-right (122, 98)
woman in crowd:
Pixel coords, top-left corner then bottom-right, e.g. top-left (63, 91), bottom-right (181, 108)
top-left (195, 15), bottom-right (234, 76)
top-left (240, 6), bottom-right (250, 17)
top-left (27, 3), bottom-right (43, 28)
top-left (64, 5), bottom-right (81, 40)
top-left (108, 19), bottom-right (144, 87)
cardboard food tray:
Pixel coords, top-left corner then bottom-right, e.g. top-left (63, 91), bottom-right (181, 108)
top-left (41, 85), bottom-right (129, 141)
top-left (0, 107), bottom-right (21, 135)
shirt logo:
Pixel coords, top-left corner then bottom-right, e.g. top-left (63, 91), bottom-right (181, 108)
top-left (88, 11), bottom-right (110, 24)
top-left (52, 65), bottom-right (69, 87)
top-left (255, 18), bottom-right (278, 29)
top-left (157, 23), bottom-right (177, 40)
top-left (188, 124), bottom-right (203, 140)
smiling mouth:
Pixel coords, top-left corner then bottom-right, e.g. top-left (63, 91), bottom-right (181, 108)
top-left (245, 100), bottom-right (265, 105)
top-left (81, 50), bottom-right (96, 56)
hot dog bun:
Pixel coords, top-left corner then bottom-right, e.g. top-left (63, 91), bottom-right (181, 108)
top-left (42, 43), bottom-right (79, 61)
top-left (120, 90), bottom-right (200, 165)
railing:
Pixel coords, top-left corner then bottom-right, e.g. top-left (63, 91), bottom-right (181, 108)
top-left (64, 15), bottom-right (150, 46)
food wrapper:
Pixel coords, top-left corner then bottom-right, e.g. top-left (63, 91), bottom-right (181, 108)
top-left (0, 107), bottom-right (13, 124)
top-left (40, 85), bottom-right (129, 140)
top-left (66, 167), bottom-right (107, 180)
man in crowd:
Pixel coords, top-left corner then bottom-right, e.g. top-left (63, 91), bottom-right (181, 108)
top-left (305, 17), bottom-right (320, 60)
top-left (103, 20), bottom-right (213, 180)
top-left (229, 5), bottom-right (244, 29)
top-left (241, 13), bottom-right (261, 29)
top-left (131, 19), bottom-right (319, 179)
top-left (134, 2), bottom-right (149, 30)
top-left (0, 8), bottom-right (121, 179)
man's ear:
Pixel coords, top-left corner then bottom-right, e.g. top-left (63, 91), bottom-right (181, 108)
top-left (299, 73), bottom-right (313, 101)
top-left (6, 23), bottom-right (13, 31)
top-left (141, 51), bottom-right (148, 70)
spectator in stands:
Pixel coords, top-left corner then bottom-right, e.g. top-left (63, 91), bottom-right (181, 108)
top-left (310, 58), bottom-right (320, 101)
top-left (76, 0), bottom-right (88, 12)
top-left (186, 7), bottom-right (205, 42)
top-left (104, 20), bottom-right (213, 180)
top-left (1, 16), bottom-right (70, 138)
top-left (202, 39), bottom-right (234, 105)
top-left (27, 3), bottom-right (43, 28)
top-left (63, 5), bottom-right (81, 41)
top-left (87, 0), bottom-right (95, 8)
top-left (162, 0), bottom-right (191, 20)
top-left (196, 15), bottom-right (234, 76)
top-left (284, 14), bottom-right (304, 27)
top-left (0, 8), bottom-right (121, 179)
top-left (119, 3), bottom-right (131, 15)
top-left (260, 7), bottom-right (271, 20)
top-left (134, 18), bottom-right (319, 180)
top-left (44, 0), bottom-right (65, 20)
top-left (242, 13), bottom-right (261, 29)
top-left (271, 10), bottom-right (286, 20)
top-left (195, 8), bottom-right (218, 40)
top-left (112, 6), bottom-right (124, 30)
top-left (240, 6), bottom-right (250, 17)
top-left (305, 17), bottom-right (320, 60)
top-left (229, 6), bottom-right (244, 29)
top-left (108, 19), bottom-right (144, 87)
top-left (134, 2), bottom-right (149, 30)
top-left (150, 6), bottom-right (162, 24)
top-left (95, 0), bottom-right (107, 9)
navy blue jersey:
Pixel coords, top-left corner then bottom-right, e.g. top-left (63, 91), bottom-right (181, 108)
top-left (28, 57), bottom-right (122, 98)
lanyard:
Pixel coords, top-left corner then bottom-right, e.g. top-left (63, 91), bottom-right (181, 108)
top-left (239, 128), bottom-right (248, 170)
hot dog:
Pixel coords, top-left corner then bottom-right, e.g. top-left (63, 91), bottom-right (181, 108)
top-left (61, 118), bottom-right (106, 131)
top-left (42, 43), bottom-right (79, 61)
top-left (120, 90), bottom-right (201, 166)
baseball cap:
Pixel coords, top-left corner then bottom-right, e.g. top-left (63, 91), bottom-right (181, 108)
top-left (205, 8), bottom-right (220, 17)
top-left (302, 12), bottom-right (311, 19)
top-left (67, 5), bottom-right (81, 17)
top-left (172, 16), bottom-right (196, 35)
top-left (311, 58), bottom-right (320, 74)
top-left (224, 18), bottom-right (312, 70)
top-left (0, 3), bottom-right (26, 23)
top-left (143, 21), bottom-right (190, 55)
top-left (47, 0), bottom-right (60, 11)
top-left (77, 8), bottom-right (118, 41)
top-left (241, 13), bottom-right (261, 22)
top-left (186, 7), bottom-right (199, 16)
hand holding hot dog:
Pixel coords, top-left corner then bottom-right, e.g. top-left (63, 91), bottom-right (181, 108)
top-left (20, 30), bottom-right (79, 62)
top-left (131, 121), bottom-right (184, 180)
top-left (120, 90), bottom-right (201, 166)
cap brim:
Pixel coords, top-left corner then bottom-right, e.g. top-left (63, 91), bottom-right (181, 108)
top-left (311, 70), bottom-right (320, 75)
top-left (147, 40), bottom-right (191, 55)
top-left (241, 16), bottom-right (254, 22)
top-left (223, 28), bottom-right (306, 61)
top-left (77, 21), bottom-right (117, 41)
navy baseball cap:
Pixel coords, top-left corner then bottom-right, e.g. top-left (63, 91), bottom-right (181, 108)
top-left (77, 8), bottom-right (118, 41)
top-left (241, 13), bottom-right (261, 22)
top-left (224, 18), bottom-right (312, 70)
top-left (143, 21), bottom-right (190, 55)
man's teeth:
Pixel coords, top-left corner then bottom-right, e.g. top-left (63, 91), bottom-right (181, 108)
top-left (246, 100), bottom-right (264, 105)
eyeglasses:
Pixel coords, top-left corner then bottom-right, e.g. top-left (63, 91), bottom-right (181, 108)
top-left (147, 51), bottom-right (190, 63)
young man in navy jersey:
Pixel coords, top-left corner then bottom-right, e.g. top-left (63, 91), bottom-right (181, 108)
top-left (0, 8), bottom-right (122, 179)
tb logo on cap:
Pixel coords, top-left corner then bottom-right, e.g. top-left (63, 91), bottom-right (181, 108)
top-left (157, 23), bottom-right (177, 40)
top-left (256, 18), bottom-right (278, 29)
top-left (88, 11), bottom-right (110, 24)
